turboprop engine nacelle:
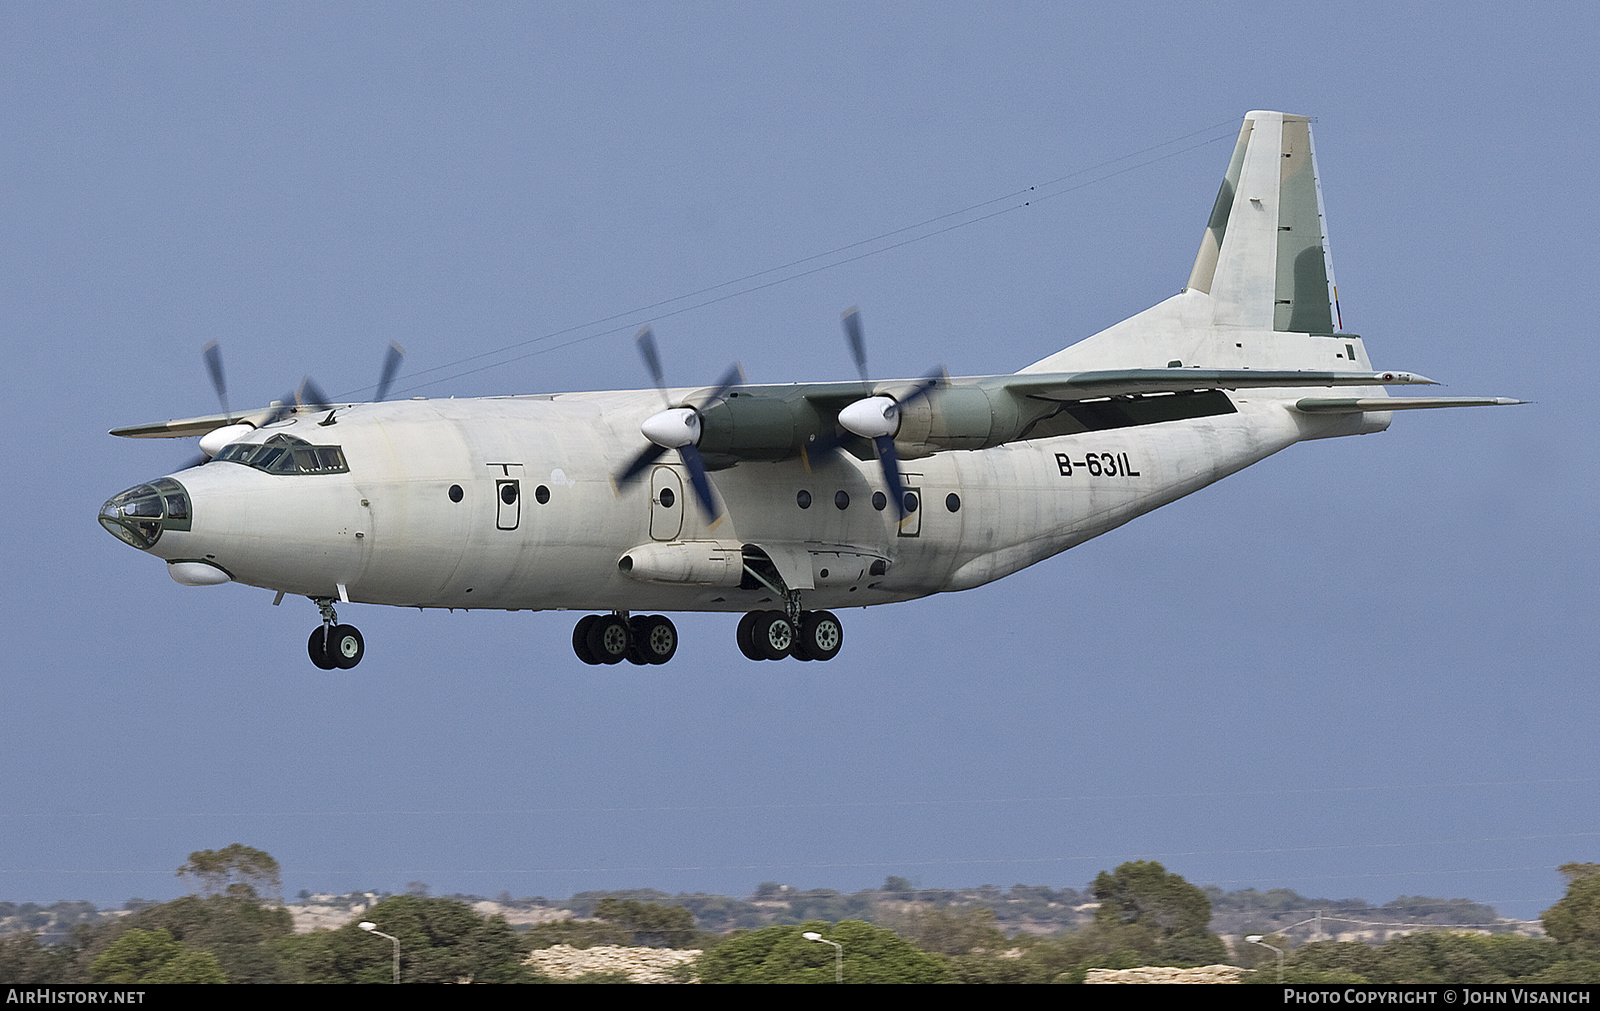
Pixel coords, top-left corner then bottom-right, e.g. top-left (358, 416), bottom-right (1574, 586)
top-left (618, 543), bottom-right (744, 586)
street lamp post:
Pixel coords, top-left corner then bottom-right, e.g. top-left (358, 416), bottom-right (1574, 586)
top-left (802, 930), bottom-right (843, 983)
top-left (1245, 934), bottom-right (1284, 983)
top-left (359, 921), bottom-right (401, 984)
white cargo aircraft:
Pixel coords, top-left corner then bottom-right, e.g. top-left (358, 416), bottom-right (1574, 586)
top-left (101, 111), bottom-right (1518, 669)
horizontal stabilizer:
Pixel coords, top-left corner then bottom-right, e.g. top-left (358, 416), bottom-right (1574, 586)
top-left (1294, 397), bottom-right (1524, 414)
top-left (1003, 368), bottom-right (1435, 403)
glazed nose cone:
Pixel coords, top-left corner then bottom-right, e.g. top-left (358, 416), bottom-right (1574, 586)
top-left (99, 477), bottom-right (191, 550)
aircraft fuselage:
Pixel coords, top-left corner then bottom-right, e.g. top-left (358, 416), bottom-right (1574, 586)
top-left (137, 387), bottom-right (1360, 614)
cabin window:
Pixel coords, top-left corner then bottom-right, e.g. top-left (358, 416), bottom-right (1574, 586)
top-left (213, 434), bottom-right (349, 475)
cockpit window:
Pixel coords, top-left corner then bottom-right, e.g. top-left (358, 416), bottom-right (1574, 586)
top-left (99, 477), bottom-right (192, 549)
top-left (214, 434), bottom-right (349, 475)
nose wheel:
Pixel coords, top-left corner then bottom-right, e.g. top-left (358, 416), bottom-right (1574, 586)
top-left (307, 597), bottom-right (364, 669)
top-left (307, 624), bottom-right (364, 669)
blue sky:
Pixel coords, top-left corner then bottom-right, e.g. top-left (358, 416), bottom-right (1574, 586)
top-left (2, 3), bottom-right (1595, 921)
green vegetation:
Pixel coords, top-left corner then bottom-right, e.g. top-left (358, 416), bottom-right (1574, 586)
top-left (285, 894), bottom-right (534, 983)
top-left (3, 848), bottom-right (1599, 984)
top-left (695, 920), bottom-right (951, 983)
top-left (90, 928), bottom-right (226, 984)
top-left (177, 844), bottom-right (282, 900)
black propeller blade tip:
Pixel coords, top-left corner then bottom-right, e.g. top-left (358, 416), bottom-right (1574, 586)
top-left (202, 340), bottom-right (229, 419)
top-left (842, 307), bottom-right (868, 383)
top-left (375, 342), bottom-right (405, 402)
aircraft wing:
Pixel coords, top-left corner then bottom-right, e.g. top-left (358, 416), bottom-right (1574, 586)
top-left (111, 411), bottom-right (252, 439)
top-left (109, 401), bottom-right (348, 439)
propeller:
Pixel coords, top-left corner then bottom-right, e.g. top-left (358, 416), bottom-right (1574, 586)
top-left (812, 307), bottom-right (945, 517)
top-left (190, 342), bottom-right (404, 463)
top-left (614, 326), bottom-right (743, 520)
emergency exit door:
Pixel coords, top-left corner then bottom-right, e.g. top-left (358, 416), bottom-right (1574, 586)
top-left (489, 463), bottom-right (524, 530)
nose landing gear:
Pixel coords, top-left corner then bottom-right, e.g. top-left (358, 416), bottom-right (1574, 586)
top-left (307, 598), bottom-right (364, 669)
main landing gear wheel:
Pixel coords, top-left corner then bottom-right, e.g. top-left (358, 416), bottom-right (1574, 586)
top-left (735, 611), bottom-right (763, 661)
top-left (572, 615), bottom-right (600, 665)
top-left (796, 610), bottom-right (843, 662)
top-left (308, 624), bottom-right (364, 669)
top-left (585, 615), bottom-right (631, 665)
top-left (629, 615), bottom-right (678, 665)
top-left (751, 611), bottom-right (795, 661)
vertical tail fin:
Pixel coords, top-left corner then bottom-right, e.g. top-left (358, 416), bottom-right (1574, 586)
top-left (1187, 111), bottom-right (1339, 333)
top-left (1020, 111), bottom-right (1354, 376)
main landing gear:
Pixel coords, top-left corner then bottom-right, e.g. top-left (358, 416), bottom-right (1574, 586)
top-left (307, 597), bottom-right (364, 670)
top-left (737, 609), bottom-right (843, 662)
top-left (569, 607), bottom-right (844, 665)
top-left (572, 613), bottom-right (679, 666)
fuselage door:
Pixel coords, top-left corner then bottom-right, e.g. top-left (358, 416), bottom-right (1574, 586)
top-left (490, 462), bottom-right (524, 531)
top-left (650, 466), bottom-right (684, 541)
top-left (897, 475), bottom-right (923, 538)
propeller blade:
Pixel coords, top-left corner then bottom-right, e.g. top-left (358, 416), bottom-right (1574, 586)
top-left (201, 341), bottom-right (230, 419)
top-left (695, 362), bottom-right (745, 411)
top-left (842, 306), bottom-right (868, 384)
top-left (678, 443), bottom-right (720, 521)
top-left (259, 391), bottom-right (300, 427)
top-left (375, 342), bottom-right (405, 402)
top-left (298, 378), bottom-right (332, 412)
top-left (636, 325), bottom-right (668, 401)
top-left (874, 434), bottom-right (910, 518)
top-left (899, 367), bottom-right (947, 406)
top-left (615, 443), bottom-right (668, 489)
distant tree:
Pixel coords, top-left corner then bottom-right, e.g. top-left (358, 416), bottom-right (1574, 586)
top-left (695, 919), bottom-right (951, 984)
top-left (591, 897), bottom-right (697, 948)
top-left (0, 932), bottom-right (81, 984)
top-left (1543, 863), bottom-right (1600, 951)
top-left (82, 892), bottom-right (296, 984)
top-left (176, 845), bottom-right (281, 900)
top-left (675, 892), bottom-right (767, 933)
top-left (1090, 860), bottom-right (1228, 966)
top-left (90, 928), bottom-right (225, 984)
top-left (891, 906), bottom-right (1007, 956)
top-left (882, 876), bottom-right (915, 896)
top-left (565, 888), bottom-right (674, 917)
top-left (522, 918), bottom-right (633, 951)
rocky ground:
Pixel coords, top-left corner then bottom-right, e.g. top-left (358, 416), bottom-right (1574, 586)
top-left (525, 944), bottom-right (699, 983)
